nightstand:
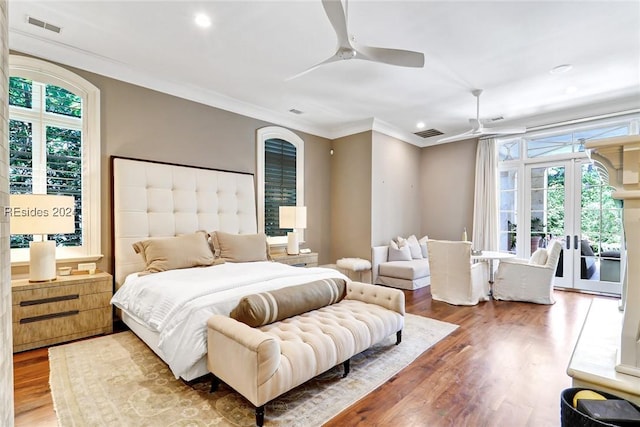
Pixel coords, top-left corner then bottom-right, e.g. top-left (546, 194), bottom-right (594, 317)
top-left (11, 271), bottom-right (113, 352)
top-left (272, 252), bottom-right (318, 268)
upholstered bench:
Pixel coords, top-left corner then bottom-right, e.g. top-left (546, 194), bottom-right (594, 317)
top-left (207, 279), bottom-right (405, 426)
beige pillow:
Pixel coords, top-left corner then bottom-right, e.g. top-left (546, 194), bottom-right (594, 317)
top-left (211, 231), bottom-right (270, 262)
top-left (132, 231), bottom-right (215, 274)
top-left (230, 278), bottom-right (346, 327)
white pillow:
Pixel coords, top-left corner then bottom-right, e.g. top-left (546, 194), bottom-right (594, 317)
top-left (418, 235), bottom-right (429, 258)
top-left (389, 239), bottom-right (412, 261)
top-left (405, 235), bottom-right (423, 259)
top-left (529, 248), bottom-right (548, 266)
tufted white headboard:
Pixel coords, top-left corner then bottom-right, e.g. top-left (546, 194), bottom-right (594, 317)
top-left (112, 157), bottom-right (257, 288)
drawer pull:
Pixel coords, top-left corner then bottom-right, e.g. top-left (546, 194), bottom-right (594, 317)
top-left (20, 294), bottom-right (79, 306)
top-left (20, 310), bottom-right (80, 324)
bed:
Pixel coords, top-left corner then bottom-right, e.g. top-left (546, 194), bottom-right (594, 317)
top-left (111, 157), bottom-right (346, 381)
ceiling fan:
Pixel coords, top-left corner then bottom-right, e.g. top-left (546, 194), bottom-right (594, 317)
top-left (287, 0), bottom-right (425, 80)
top-left (437, 89), bottom-right (526, 143)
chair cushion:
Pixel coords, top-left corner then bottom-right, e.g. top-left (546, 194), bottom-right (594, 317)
top-left (379, 259), bottom-right (430, 280)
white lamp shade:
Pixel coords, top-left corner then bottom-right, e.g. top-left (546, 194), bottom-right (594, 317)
top-left (8, 194), bottom-right (76, 282)
top-left (9, 194), bottom-right (76, 235)
top-left (279, 206), bottom-right (307, 229)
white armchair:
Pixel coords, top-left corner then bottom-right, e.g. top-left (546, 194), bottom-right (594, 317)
top-left (427, 240), bottom-right (489, 306)
top-left (492, 240), bottom-right (562, 304)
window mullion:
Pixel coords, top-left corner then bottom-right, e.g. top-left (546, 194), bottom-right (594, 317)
top-left (31, 83), bottom-right (47, 195)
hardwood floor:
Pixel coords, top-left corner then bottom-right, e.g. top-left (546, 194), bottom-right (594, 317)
top-left (13, 288), bottom-right (598, 426)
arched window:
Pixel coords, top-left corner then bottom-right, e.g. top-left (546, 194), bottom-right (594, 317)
top-left (256, 126), bottom-right (304, 245)
top-left (8, 55), bottom-right (101, 263)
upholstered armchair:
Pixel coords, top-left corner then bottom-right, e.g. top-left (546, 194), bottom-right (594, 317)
top-left (492, 240), bottom-right (563, 304)
top-left (427, 240), bottom-right (489, 306)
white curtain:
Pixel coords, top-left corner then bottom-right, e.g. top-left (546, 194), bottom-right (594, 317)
top-left (472, 138), bottom-right (499, 251)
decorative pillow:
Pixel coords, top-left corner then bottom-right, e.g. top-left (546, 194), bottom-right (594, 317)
top-left (388, 239), bottom-right (412, 261)
top-left (230, 278), bottom-right (346, 327)
top-left (211, 231), bottom-right (270, 262)
top-left (132, 231), bottom-right (215, 274)
top-left (418, 235), bottom-right (429, 258)
top-left (405, 235), bottom-right (423, 259)
top-left (529, 248), bottom-right (548, 266)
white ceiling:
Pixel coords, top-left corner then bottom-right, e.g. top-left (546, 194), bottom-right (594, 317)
top-left (8, 0), bottom-right (640, 147)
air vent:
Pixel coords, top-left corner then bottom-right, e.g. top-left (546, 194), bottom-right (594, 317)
top-left (490, 116), bottom-right (504, 122)
top-left (288, 108), bottom-right (303, 115)
top-left (27, 16), bottom-right (62, 34)
top-left (414, 128), bottom-right (443, 138)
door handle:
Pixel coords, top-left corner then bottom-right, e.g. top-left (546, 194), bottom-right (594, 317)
top-left (566, 235), bottom-right (571, 249)
top-left (574, 235), bottom-right (579, 250)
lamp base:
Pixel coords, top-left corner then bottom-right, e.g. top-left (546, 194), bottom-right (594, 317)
top-left (287, 231), bottom-right (299, 255)
top-left (29, 240), bottom-right (57, 282)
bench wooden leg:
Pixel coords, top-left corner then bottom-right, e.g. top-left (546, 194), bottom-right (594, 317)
top-left (342, 359), bottom-right (350, 378)
top-left (210, 375), bottom-right (221, 393)
top-left (396, 330), bottom-right (402, 345)
top-left (255, 405), bottom-right (265, 426)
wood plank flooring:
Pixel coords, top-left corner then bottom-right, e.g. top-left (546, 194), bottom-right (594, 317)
top-left (13, 288), bottom-right (598, 426)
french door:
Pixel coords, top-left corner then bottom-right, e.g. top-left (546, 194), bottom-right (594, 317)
top-left (523, 160), bottom-right (623, 294)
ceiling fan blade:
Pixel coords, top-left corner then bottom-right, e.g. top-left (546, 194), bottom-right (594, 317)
top-left (285, 53), bottom-right (342, 81)
top-left (322, 0), bottom-right (351, 47)
top-left (437, 130), bottom-right (477, 144)
top-left (479, 126), bottom-right (527, 135)
top-left (356, 45), bottom-right (425, 68)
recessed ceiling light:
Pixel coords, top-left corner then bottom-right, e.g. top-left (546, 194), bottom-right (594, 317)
top-left (416, 121), bottom-right (425, 129)
top-left (565, 86), bottom-right (578, 94)
top-left (194, 13), bottom-right (211, 28)
top-left (550, 64), bottom-right (573, 74)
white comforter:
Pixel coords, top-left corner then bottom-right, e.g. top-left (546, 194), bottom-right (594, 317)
top-left (111, 261), bottom-right (347, 378)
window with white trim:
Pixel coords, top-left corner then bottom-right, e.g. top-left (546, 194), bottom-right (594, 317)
top-left (256, 126), bottom-right (304, 245)
top-left (9, 56), bottom-right (101, 263)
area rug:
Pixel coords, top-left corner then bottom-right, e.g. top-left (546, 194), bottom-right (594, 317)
top-left (49, 313), bottom-right (457, 426)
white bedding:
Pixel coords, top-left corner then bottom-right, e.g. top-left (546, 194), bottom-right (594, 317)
top-left (111, 261), bottom-right (347, 378)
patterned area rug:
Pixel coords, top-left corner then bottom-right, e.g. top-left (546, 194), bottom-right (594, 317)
top-left (49, 313), bottom-right (457, 426)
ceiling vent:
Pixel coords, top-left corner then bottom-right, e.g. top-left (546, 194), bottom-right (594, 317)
top-left (288, 108), bottom-right (303, 115)
top-left (27, 16), bottom-right (62, 34)
top-left (490, 116), bottom-right (504, 122)
top-left (414, 128), bottom-right (443, 138)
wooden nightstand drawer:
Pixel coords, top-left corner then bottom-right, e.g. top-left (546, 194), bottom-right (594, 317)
top-left (272, 252), bottom-right (318, 267)
top-left (13, 307), bottom-right (112, 352)
top-left (11, 272), bottom-right (113, 352)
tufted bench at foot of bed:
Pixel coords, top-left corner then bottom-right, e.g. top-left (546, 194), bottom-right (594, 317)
top-left (206, 281), bottom-right (405, 426)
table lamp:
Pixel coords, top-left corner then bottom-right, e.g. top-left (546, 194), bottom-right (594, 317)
top-left (279, 206), bottom-right (307, 255)
top-left (9, 194), bottom-right (75, 282)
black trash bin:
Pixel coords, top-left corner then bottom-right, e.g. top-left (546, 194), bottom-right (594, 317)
top-left (561, 387), bottom-right (640, 427)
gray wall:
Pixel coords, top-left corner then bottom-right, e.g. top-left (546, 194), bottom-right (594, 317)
top-left (420, 138), bottom-right (478, 241)
top-left (371, 131), bottom-right (422, 246)
top-left (330, 131), bottom-right (372, 261)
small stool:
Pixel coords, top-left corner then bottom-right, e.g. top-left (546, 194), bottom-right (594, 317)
top-left (336, 258), bottom-right (372, 284)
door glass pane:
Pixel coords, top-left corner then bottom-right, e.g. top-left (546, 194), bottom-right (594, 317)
top-left (580, 163), bottom-right (623, 285)
top-left (530, 166), bottom-right (566, 277)
top-left (499, 169), bottom-right (517, 253)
